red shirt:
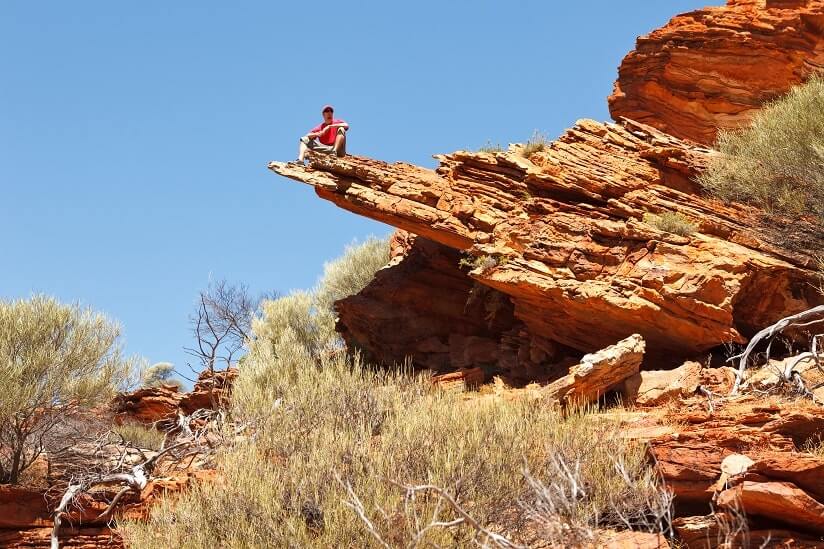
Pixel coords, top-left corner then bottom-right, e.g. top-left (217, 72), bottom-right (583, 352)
top-left (311, 119), bottom-right (347, 145)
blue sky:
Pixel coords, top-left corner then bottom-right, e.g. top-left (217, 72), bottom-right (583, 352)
top-left (1, 1), bottom-right (719, 378)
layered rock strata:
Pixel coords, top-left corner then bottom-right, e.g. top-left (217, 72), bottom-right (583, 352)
top-left (337, 232), bottom-right (569, 383)
top-left (111, 368), bottom-right (238, 426)
top-left (609, 0), bottom-right (824, 145)
top-left (270, 118), bottom-right (822, 371)
top-left (645, 395), bottom-right (824, 546)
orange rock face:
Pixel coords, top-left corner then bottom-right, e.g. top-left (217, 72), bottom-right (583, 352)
top-left (270, 118), bottom-right (821, 370)
top-left (609, 0), bottom-right (824, 145)
top-left (111, 368), bottom-right (238, 426)
top-left (111, 385), bottom-right (183, 426)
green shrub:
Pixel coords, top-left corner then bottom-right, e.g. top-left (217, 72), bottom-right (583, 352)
top-left (141, 362), bottom-right (183, 389)
top-left (123, 306), bottom-right (670, 547)
top-left (313, 236), bottom-right (390, 319)
top-left (459, 253), bottom-right (510, 272)
top-left (643, 212), bottom-right (697, 237)
top-left (0, 295), bottom-right (137, 483)
top-left (123, 344), bottom-right (669, 547)
top-left (699, 74), bottom-right (824, 220)
top-left (114, 422), bottom-right (166, 451)
top-left (252, 237), bottom-right (390, 359)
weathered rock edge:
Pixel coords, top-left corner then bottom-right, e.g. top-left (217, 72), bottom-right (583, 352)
top-left (269, 118), bottom-right (822, 365)
top-left (609, 0), bottom-right (824, 146)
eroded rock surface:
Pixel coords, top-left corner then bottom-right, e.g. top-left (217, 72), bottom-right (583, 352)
top-left (270, 118), bottom-right (822, 370)
top-left (609, 0), bottom-right (824, 145)
top-left (111, 368), bottom-right (238, 426)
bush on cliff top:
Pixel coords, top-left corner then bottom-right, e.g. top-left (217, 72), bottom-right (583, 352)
top-left (121, 244), bottom-right (671, 548)
top-left (521, 130), bottom-right (550, 157)
top-left (699, 74), bottom-right (824, 221)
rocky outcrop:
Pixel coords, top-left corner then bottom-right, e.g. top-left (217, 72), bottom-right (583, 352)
top-left (647, 399), bottom-right (824, 508)
top-left (112, 368), bottom-right (238, 426)
top-left (179, 368), bottom-right (238, 414)
top-left (264, 1), bottom-right (824, 544)
top-left (111, 385), bottom-right (183, 426)
top-left (270, 118), bottom-right (822, 372)
top-left (609, 0), bottom-right (824, 145)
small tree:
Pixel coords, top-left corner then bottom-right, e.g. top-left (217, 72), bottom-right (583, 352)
top-left (251, 237), bottom-right (391, 358)
top-left (0, 296), bottom-right (136, 484)
top-left (141, 362), bottom-right (183, 389)
top-left (313, 236), bottom-right (391, 317)
top-left (185, 280), bottom-right (261, 377)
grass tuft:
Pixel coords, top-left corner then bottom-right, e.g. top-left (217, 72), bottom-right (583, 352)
top-left (478, 141), bottom-right (504, 153)
top-left (643, 212), bottom-right (696, 237)
top-left (521, 130), bottom-right (550, 157)
top-left (113, 422), bottom-right (165, 451)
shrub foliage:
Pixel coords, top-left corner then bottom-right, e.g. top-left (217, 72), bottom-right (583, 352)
top-left (0, 296), bottom-right (136, 483)
top-left (699, 74), bottom-right (824, 220)
top-left (114, 422), bottom-right (166, 451)
top-left (122, 241), bottom-right (671, 547)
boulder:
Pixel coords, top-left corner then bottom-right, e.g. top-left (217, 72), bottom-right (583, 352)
top-left (622, 361), bottom-right (704, 406)
top-left (111, 385), bottom-right (182, 426)
top-left (717, 481), bottom-right (824, 534)
top-left (543, 334), bottom-right (645, 404)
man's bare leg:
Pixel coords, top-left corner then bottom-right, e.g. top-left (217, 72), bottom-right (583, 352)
top-left (334, 130), bottom-right (347, 157)
top-left (298, 136), bottom-right (311, 162)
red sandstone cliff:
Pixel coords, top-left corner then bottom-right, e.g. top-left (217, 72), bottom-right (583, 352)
top-left (265, 3), bottom-right (824, 541)
top-left (270, 118), bottom-right (822, 378)
top-left (609, 0), bottom-right (824, 145)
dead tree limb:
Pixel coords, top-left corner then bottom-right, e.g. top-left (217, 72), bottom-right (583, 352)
top-left (50, 433), bottom-right (212, 549)
top-left (385, 480), bottom-right (524, 548)
top-left (51, 483), bottom-right (82, 549)
top-left (729, 305), bottom-right (824, 394)
top-left (337, 473), bottom-right (523, 548)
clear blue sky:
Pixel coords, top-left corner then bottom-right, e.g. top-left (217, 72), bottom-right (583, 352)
top-left (1, 1), bottom-right (719, 378)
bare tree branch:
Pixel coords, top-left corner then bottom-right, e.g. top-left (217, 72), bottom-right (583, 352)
top-left (729, 305), bottom-right (824, 394)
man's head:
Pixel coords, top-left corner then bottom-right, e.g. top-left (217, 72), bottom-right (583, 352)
top-left (322, 105), bottom-right (334, 123)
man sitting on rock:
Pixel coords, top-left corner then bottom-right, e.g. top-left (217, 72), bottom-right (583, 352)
top-left (294, 105), bottom-right (348, 164)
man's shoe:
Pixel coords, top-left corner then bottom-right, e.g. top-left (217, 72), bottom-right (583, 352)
top-left (286, 159), bottom-right (305, 167)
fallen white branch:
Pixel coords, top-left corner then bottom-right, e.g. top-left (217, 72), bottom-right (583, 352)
top-left (51, 423), bottom-right (217, 549)
top-left (729, 305), bottom-right (824, 394)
